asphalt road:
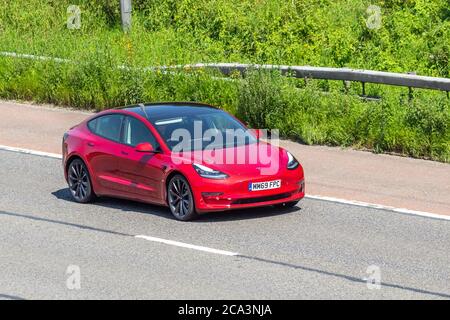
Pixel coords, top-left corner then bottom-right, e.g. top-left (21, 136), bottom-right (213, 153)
top-left (0, 149), bottom-right (449, 300)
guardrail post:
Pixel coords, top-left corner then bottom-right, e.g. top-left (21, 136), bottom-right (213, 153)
top-left (407, 72), bottom-right (416, 101)
top-left (343, 80), bottom-right (350, 93)
top-left (361, 82), bottom-right (366, 96)
top-left (120, 0), bottom-right (132, 32)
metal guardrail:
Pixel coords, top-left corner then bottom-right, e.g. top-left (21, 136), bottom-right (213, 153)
top-left (165, 63), bottom-right (450, 94)
top-left (1, 52), bottom-right (449, 95)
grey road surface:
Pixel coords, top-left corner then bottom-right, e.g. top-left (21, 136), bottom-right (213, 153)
top-left (0, 150), bottom-right (449, 300)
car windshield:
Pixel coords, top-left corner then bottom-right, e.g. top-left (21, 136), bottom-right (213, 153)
top-left (147, 106), bottom-right (257, 151)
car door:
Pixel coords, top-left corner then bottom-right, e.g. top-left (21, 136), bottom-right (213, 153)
top-left (85, 114), bottom-right (125, 196)
top-left (116, 115), bottom-right (166, 204)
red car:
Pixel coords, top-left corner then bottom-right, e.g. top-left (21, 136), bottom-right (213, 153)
top-left (62, 102), bottom-right (305, 221)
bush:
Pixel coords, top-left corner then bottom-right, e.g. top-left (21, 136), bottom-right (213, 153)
top-left (237, 70), bottom-right (286, 128)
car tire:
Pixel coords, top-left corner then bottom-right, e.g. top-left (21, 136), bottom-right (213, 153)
top-left (67, 158), bottom-right (95, 203)
top-left (167, 175), bottom-right (198, 221)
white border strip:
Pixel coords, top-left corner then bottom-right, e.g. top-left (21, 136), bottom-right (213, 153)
top-left (0, 145), bottom-right (61, 159)
top-left (305, 194), bottom-right (450, 221)
top-left (135, 235), bottom-right (239, 256)
top-left (0, 144), bottom-right (448, 221)
top-left (0, 51), bottom-right (70, 63)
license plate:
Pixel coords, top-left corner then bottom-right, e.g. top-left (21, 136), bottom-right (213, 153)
top-left (248, 180), bottom-right (281, 191)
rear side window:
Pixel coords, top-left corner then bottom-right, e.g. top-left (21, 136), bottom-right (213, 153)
top-left (122, 116), bottom-right (160, 149)
top-left (88, 114), bottom-right (124, 142)
top-left (87, 118), bottom-right (97, 132)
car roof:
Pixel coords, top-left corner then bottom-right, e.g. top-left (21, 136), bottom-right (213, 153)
top-left (119, 102), bottom-right (222, 122)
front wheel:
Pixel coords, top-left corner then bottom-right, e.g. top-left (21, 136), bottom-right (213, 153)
top-left (67, 159), bottom-right (95, 203)
top-left (167, 175), bottom-right (197, 221)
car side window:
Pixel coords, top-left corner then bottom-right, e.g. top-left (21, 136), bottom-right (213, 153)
top-left (89, 114), bottom-right (124, 143)
top-left (87, 118), bottom-right (97, 132)
top-left (122, 116), bottom-right (160, 150)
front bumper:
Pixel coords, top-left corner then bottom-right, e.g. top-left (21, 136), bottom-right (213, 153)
top-left (191, 172), bottom-right (305, 213)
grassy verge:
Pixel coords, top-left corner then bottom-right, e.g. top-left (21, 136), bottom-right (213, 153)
top-left (0, 0), bottom-right (448, 162)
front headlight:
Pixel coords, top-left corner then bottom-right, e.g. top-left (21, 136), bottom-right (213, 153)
top-left (193, 163), bottom-right (229, 179)
top-left (287, 151), bottom-right (299, 170)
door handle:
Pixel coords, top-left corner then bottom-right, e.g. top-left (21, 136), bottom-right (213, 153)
top-left (87, 142), bottom-right (95, 147)
top-left (121, 151), bottom-right (129, 155)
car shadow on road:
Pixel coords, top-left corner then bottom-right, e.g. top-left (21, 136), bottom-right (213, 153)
top-left (51, 188), bottom-right (299, 223)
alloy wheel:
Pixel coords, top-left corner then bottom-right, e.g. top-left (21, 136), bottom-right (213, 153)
top-left (68, 160), bottom-right (92, 203)
top-left (168, 175), bottom-right (195, 220)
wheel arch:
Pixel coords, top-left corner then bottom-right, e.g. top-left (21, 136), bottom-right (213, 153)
top-left (65, 154), bottom-right (96, 194)
top-left (164, 170), bottom-right (191, 205)
top-left (65, 154), bottom-right (84, 174)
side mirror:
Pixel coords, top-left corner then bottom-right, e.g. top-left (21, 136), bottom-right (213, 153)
top-left (135, 142), bottom-right (154, 153)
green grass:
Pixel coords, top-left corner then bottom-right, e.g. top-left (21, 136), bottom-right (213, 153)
top-left (0, 0), bottom-right (448, 162)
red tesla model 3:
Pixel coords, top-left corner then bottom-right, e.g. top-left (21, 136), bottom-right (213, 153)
top-left (62, 102), bottom-right (305, 220)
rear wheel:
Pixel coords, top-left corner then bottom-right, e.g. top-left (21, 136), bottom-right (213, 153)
top-left (167, 175), bottom-right (197, 221)
top-left (67, 159), bottom-right (95, 203)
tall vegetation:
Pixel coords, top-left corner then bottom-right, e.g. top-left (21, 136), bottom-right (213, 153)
top-left (0, 0), bottom-right (448, 162)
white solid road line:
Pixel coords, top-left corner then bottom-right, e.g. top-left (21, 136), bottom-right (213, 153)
top-left (305, 194), bottom-right (450, 221)
top-left (0, 144), bottom-right (62, 159)
top-left (135, 235), bottom-right (239, 256)
top-left (0, 144), bottom-right (448, 221)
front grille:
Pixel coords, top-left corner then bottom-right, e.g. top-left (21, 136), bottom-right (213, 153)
top-left (232, 192), bottom-right (292, 205)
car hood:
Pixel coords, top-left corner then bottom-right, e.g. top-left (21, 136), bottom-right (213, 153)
top-left (172, 141), bottom-right (287, 177)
